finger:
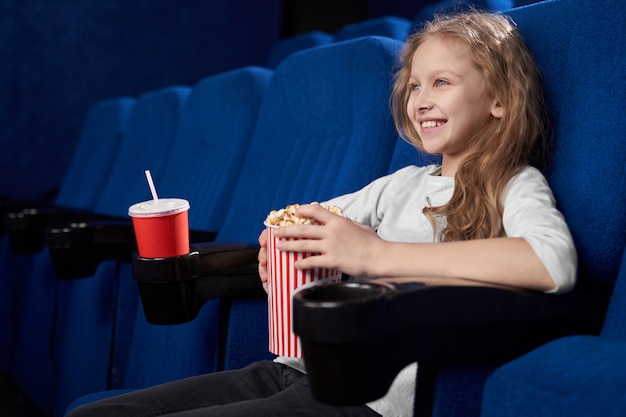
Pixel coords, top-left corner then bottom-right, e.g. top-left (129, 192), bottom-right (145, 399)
top-left (276, 237), bottom-right (324, 253)
top-left (294, 254), bottom-right (335, 271)
top-left (273, 224), bottom-right (325, 240)
top-left (258, 229), bottom-right (268, 247)
top-left (295, 204), bottom-right (339, 225)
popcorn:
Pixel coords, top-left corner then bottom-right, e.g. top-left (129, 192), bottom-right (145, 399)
top-left (265, 202), bottom-right (345, 227)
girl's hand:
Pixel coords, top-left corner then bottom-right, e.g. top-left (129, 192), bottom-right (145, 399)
top-left (272, 204), bottom-right (383, 278)
top-left (258, 229), bottom-right (269, 293)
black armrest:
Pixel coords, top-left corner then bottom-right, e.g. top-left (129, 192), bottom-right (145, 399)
top-left (47, 220), bottom-right (217, 280)
top-left (133, 242), bottom-right (264, 324)
top-left (4, 206), bottom-right (120, 253)
top-left (0, 197), bottom-right (53, 235)
top-left (47, 220), bottom-right (137, 279)
top-left (293, 281), bottom-right (610, 408)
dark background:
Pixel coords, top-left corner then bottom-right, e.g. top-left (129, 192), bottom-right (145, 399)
top-left (0, 0), bottom-right (528, 200)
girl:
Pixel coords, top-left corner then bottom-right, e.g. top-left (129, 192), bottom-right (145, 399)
top-left (69, 11), bottom-right (576, 417)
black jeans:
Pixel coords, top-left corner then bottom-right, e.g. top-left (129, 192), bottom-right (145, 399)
top-left (67, 361), bottom-right (381, 417)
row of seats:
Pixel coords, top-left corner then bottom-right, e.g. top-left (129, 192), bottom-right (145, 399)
top-left (265, 0), bottom-right (538, 70)
top-left (1, 0), bottom-right (624, 417)
top-left (0, 11), bottom-right (422, 417)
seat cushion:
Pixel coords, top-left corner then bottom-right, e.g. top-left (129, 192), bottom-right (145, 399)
top-left (481, 335), bottom-right (626, 417)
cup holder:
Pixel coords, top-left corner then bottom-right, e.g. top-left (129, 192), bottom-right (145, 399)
top-left (295, 281), bottom-right (391, 305)
top-left (293, 281), bottom-right (394, 344)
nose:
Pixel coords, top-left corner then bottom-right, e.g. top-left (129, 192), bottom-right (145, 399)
top-left (412, 88), bottom-right (433, 112)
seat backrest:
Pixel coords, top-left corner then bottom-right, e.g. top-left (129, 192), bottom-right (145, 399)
top-left (335, 16), bottom-right (413, 42)
top-left (507, 0), bottom-right (626, 294)
top-left (265, 31), bottom-right (334, 69)
top-left (218, 36), bottom-right (403, 371)
top-left (93, 86), bottom-right (191, 217)
top-left (387, 137), bottom-right (442, 174)
top-left (156, 66), bottom-right (272, 232)
top-left (50, 67), bottom-right (272, 413)
top-left (54, 97), bottom-right (136, 210)
top-left (216, 36), bottom-right (403, 244)
top-left (42, 87), bottom-right (190, 417)
top-left (0, 97), bottom-right (135, 375)
top-left (601, 247), bottom-right (626, 339)
top-left (427, 1), bottom-right (626, 415)
top-left (334, 15), bottom-right (412, 42)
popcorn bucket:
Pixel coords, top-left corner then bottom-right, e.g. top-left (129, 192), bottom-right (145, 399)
top-left (265, 224), bottom-right (342, 358)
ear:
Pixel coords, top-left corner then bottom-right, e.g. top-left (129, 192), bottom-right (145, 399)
top-left (490, 99), bottom-right (504, 119)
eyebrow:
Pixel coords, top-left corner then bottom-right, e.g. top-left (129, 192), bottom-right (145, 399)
top-left (409, 69), bottom-right (463, 81)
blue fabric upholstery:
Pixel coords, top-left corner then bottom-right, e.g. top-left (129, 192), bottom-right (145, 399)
top-left (420, 0), bottom-right (626, 415)
top-left (0, 97), bottom-right (135, 375)
top-left (53, 97), bottom-right (137, 210)
top-left (334, 15), bottom-right (412, 42)
top-left (216, 36), bottom-right (402, 244)
top-left (8, 87), bottom-right (189, 417)
top-left (216, 36), bottom-right (403, 370)
top-left (93, 86), bottom-right (191, 217)
top-left (474, 0), bottom-right (626, 415)
top-left (388, 137), bottom-right (441, 174)
top-left (482, 247), bottom-right (626, 417)
top-left (159, 67), bottom-right (273, 232)
top-left (266, 31), bottom-right (334, 69)
top-left (51, 68), bottom-right (271, 417)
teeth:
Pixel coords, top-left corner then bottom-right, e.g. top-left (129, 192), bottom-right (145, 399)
top-left (421, 120), bottom-right (442, 128)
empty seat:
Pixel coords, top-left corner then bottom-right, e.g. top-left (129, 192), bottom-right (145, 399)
top-left (217, 36), bottom-right (403, 370)
top-left (9, 86), bottom-right (190, 417)
top-left (0, 96), bottom-right (135, 375)
top-left (265, 31), bottom-right (333, 69)
top-left (52, 67), bottom-right (271, 417)
top-left (64, 35), bottom-right (404, 415)
top-left (334, 15), bottom-right (412, 42)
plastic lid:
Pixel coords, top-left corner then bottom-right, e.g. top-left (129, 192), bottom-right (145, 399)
top-left (128, 198), bottom-right (190, 218)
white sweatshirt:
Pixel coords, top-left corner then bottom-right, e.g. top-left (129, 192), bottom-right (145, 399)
top-left (276, 164), bottom-right (577, 416)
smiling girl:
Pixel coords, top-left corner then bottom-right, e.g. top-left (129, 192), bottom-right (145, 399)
top-left (69, 11), bottom-right (576, 417)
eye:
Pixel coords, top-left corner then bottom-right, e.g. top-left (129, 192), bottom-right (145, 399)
top-left (435, 79), bottom-right (449, 87)
top-left (410, 83), bottom-right (421, 91)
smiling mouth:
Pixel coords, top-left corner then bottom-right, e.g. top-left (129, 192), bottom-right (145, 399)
top-left (421, 120), bottom-right (445, 128)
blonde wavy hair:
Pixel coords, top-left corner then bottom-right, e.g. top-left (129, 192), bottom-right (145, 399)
top-left (390, 11), bottom-right (549, 241)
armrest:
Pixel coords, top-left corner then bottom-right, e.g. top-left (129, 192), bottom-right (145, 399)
top-left (4, 206), bottom-right (120, 253)
top-left (133, 242), bottom-right (264, 324)
top-left (47, 221), bottom-right (216, 279)
top-left (0, 197), bottom-right (52, 235)
top-left (293, 280), bottom-right (610, 406)
top-left (47, 220), bottom-right (137, 279)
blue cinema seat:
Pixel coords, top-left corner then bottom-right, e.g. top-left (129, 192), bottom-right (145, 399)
top-left (51, 67), bottom-right (271, 417)
top-left (478, 0), bottom-right (626, 414)
top-left (481, 247), bottom-right (626, 417)
top-left (334, 15), bottom-right (412, 42)
top-left (265, 31), bottom-right (334, 69)
top-left (266, 15), bottom-right (411, 70)
top-left (0, 96), bottom-right (136, 375)
top-left (291, 0), bottom-right (625, 416)
top-left (213, 36), bottom-right (404, 370)
top-left (64, 37), bottom-right (402, 415)
top-left (9, 86), bottom-right (190, 417)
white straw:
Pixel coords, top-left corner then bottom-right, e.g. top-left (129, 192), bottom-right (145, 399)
top-left (144, 169), bottom-right (159, 201)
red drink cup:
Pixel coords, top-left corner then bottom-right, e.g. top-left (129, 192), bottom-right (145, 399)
top-left (128, 198), bottom-right (190, 258)
top-left (265, 223), bottom-right (342, 358)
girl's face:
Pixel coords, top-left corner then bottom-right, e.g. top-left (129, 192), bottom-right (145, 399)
top-left (406, 36), bottom-right (503, 174)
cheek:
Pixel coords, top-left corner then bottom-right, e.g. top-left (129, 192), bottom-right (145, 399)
top-left (406, 98), bottom-right (415, 120)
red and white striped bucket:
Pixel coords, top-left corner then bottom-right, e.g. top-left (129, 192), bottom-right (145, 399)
top-left (265, 224), bottom-right (342, 358)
